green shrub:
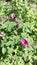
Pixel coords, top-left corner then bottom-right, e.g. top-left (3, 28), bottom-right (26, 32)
top-left (0, 0), bottom-right (37, 65)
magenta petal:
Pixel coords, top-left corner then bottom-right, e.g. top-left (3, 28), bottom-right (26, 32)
top-left (20, 38), bottom-right (28, 46)
top-left (11, 13), bottom-right (17, 20)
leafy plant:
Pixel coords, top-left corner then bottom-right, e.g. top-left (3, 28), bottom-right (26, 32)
top-left (0, 0), bottom-right (37, 65)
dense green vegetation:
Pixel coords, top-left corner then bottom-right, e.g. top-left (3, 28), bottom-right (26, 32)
top-left (0, 0), bottom-right (37, 65)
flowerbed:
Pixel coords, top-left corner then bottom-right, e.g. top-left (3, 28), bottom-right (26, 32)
top-left (0, 0), bottom-right (37, 65)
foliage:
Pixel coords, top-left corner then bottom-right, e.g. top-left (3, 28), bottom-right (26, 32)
top-left (0, 0), bottom-right (37, 65)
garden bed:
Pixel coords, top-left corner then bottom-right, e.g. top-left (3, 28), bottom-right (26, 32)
top-left (0, 0), bottom-right (37, 65)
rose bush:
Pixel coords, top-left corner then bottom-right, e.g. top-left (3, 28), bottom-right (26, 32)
top-left (0, 0), bottom-right (37, 65)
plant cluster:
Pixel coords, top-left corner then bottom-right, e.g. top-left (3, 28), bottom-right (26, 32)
top-left (0, 0), bottom-right (37, 65)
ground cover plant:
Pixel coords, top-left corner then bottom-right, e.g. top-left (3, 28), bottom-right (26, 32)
top-left (0, 0), bottom-right (37, 65)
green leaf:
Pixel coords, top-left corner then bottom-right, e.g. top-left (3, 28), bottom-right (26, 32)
top-left (2, 47), bottom-right (6, 54)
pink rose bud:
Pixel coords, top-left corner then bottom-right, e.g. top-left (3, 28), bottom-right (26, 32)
top-left (0, 34), bottom-right (3, 39)
top-left (0, 16), bottom-right (2, 20)
top-left (20, 38), bottom-right (28, 46)
top-left (11, 13), bottom-right (17, 20)
top-left (17, 20), bottom-right (21, 26)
